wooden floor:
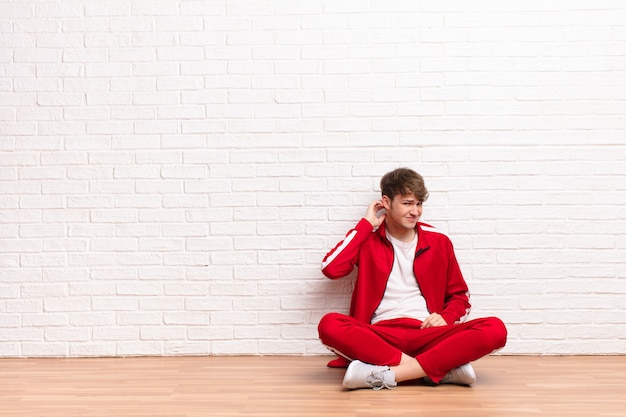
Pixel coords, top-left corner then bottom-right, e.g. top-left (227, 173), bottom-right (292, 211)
top-left (1, 355), bottom-right (624, 417)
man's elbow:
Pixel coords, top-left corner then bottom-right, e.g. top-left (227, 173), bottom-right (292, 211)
top-left (320, 265), bottom-right (346, 280)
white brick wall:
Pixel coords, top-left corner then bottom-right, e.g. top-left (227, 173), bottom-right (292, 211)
top-left (1, 0), bottom-right (625, 357)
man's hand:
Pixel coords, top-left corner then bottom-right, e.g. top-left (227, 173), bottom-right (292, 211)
top-left (421, 313), bottom-right (447, 329)
top-left (365, 200), bottom-right (386, 228)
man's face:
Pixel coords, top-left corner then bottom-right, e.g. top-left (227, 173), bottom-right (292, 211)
top-left (382, 193), bottom-right (423, 231)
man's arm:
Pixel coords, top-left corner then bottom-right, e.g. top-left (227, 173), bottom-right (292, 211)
top-left (439, 247), bottom-right (472, 325)
top-left (321, 201), bottom-right (383, 279)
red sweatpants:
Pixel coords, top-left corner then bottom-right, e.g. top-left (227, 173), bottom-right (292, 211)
top-left (318, 312), bottom-right (507, 383)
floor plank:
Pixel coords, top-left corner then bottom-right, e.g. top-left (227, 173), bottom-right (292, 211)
top-left (1, 355), bottom-right (624, 417)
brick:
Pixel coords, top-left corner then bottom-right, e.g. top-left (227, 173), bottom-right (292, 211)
top-left (164, 312), bottom-right (210, 326)
top-left (21, 343), bottom-right (68, 357)
top-left (187, 327), bottom-right (233, 342)
top-left (211, 340), bottom-right (257, 355)
top-left (116, 341), bottom-right (164, 355)
top-left (180, 1), bottom-right (224, 16)
top-left (45, 328), bottom-right (90, 342)
top-left (140, 326), bottom-right (186, 341)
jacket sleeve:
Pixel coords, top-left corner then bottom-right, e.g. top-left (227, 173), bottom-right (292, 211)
top-left (321, 218), bottom-right (373, 279)
top-left (439, 243), bottom-right (471, 325)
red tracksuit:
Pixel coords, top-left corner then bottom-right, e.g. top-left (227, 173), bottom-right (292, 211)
top-left (318, 218), bottom-right (507, 383)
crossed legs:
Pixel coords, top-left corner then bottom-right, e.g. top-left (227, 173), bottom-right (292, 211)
top-left (318, 313), bottom-right (507, 383)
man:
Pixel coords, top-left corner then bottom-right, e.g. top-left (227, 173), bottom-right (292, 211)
top-left (318, 167), bottom-right (507, 390)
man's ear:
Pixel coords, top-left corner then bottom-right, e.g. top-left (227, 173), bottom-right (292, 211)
top-left (381, 195), bottom-right (391, 210)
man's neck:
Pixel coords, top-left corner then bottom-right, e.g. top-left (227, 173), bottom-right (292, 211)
top-left (385, 223), bottom-right (417, 243)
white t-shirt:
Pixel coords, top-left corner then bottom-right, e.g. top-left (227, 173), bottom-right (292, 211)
top-left (371, 232), bottom-right (429, 324)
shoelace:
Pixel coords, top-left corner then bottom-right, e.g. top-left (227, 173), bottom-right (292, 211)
top-left (366, 370), bottom-right (395, 390)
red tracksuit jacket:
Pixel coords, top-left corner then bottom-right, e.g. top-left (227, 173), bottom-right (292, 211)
top-left (321, 218), bottom-right (471, 325)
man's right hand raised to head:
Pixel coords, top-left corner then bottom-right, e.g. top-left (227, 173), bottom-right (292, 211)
top-left (365, 200), bottom-right (386, 228)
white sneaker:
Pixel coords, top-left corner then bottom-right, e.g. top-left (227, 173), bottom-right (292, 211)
top-left (342, 360), bottom-right (397, 390)
top-left (425, 363), bottom-right (476, 386)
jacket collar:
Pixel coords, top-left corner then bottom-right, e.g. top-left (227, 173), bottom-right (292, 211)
top-left (377, 221), bottom-right (431, 251)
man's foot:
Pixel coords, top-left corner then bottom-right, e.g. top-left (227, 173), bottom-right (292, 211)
top-left (327, 356), bottom-right (350, 368)
top-left (425, 363), bottom-right (476, 386)
top-left (342, 360), bottom-right (397, 390)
